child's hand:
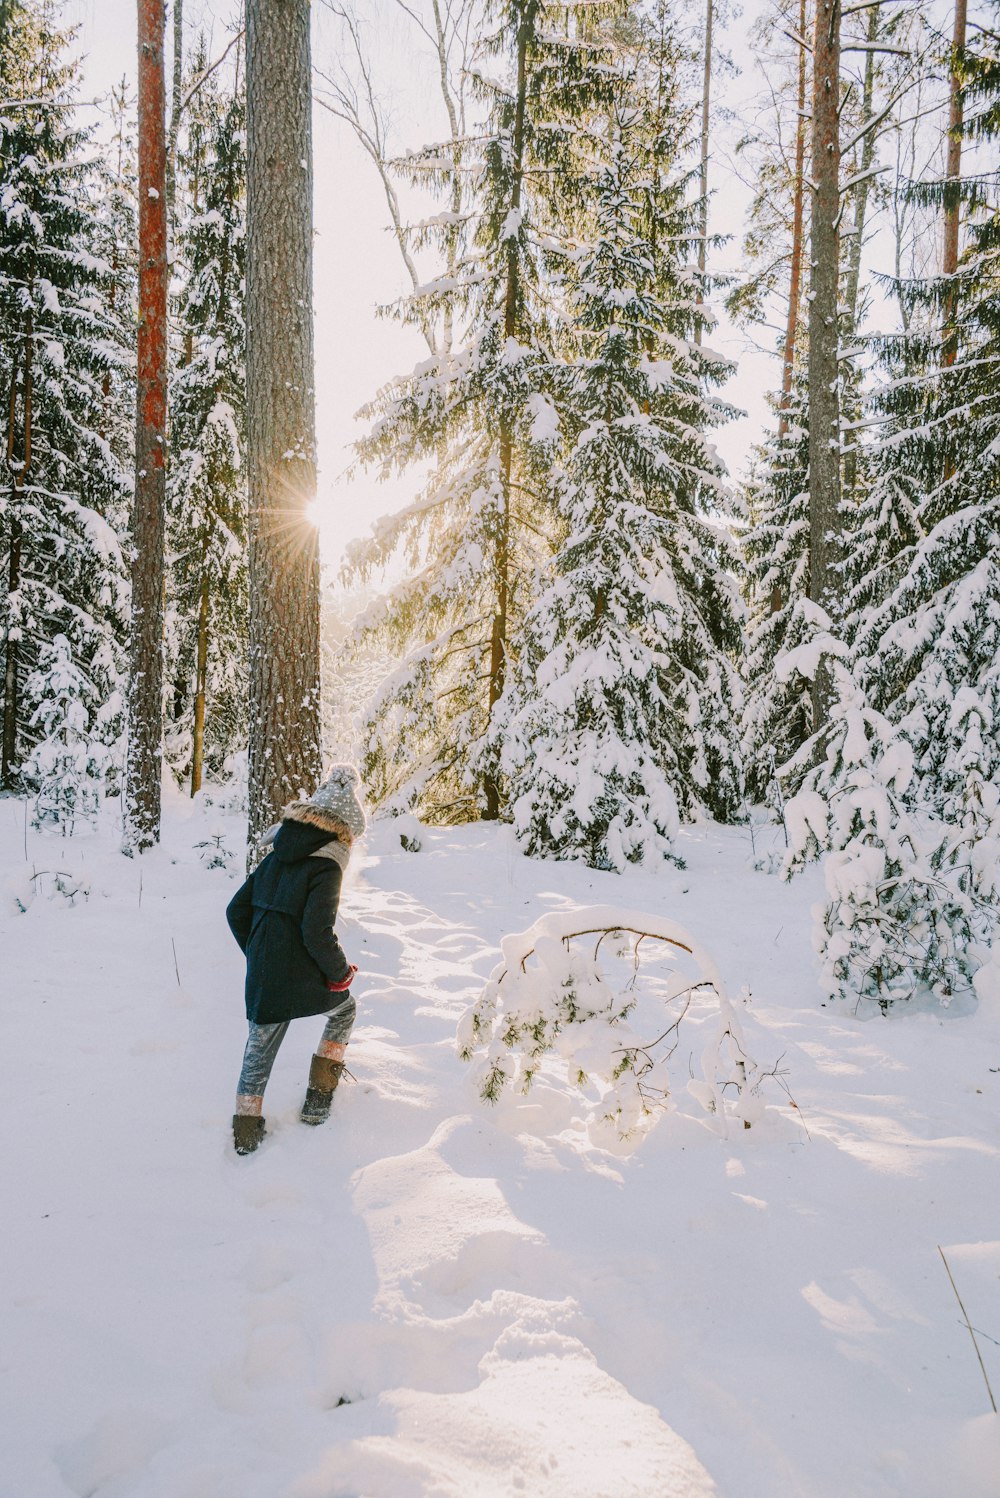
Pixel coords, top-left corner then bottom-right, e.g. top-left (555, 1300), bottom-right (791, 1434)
top-left (327, 964), bottom-right (358, 993)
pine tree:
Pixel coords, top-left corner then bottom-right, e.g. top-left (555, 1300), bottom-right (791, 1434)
top-left (488, 87), bottom-right (742, 869)
top-left (739, 384), bottom-right (811, 802)
top-left (780, 612), bottom-right (980, 1009)
top-left (852, 4), bottom-right (1000, 815)
top-left (23, 633), bottom-right (107, 833)
top-left (246, 0), bottom-right (322, 849)
top-left (166, 62), bottom-right (247, 795)
top-left (729, 0), bottom-right (814, 801)
top-left (0, 2), bottom-right (130, 794)
top-left (349, 0), bottom-right (616, 822)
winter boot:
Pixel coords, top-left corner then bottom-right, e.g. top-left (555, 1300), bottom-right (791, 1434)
top-left (233, 1114), bottom-right (266, 1155)
top-left (300, 1054), bottom-right (345, 1126)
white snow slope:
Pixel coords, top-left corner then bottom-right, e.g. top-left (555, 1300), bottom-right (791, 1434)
top-left (2, 794), bottom-right (999, 1498)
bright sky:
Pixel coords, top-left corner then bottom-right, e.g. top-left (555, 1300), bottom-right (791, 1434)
top-left (64, 0), bottom-right (773, 569)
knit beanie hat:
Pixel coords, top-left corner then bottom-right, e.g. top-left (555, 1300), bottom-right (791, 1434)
top-left (306, 763), bottom-right (367, 840)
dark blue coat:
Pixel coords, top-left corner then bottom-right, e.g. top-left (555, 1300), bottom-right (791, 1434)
top-left (226, 819), bottom-right (353, 1024)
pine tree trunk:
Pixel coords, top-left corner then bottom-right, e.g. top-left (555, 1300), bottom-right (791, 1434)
top-left (808, 0), bottom-right (842, 723)
top-left (245, 0), bottom-right (321, 850)
top-left (166, 0), bottom-right (182, 215)
top-left (190, 563), bottom-right (209, 796)
top-left (484, 3), bottom-right (528, 822)
top-left (1, 506), bottom-right (22, 788)
top-left (126, 0), bottom-right (168, 850)
top-left (2, 308), bottom-right (31, 789)
top-left (941, 0), bottom-right (966, 370)
top-left (841, 3), bottom-right (880, 508)
top-left (778, 0), bottom-right (808, 437)
top-left (771, 0), bottom-right (810, 619)
top-left (695, 0), bottom-right (713, 346)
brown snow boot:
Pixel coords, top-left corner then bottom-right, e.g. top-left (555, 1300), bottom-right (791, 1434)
top-left (300, 1054), bottom-right (345, 1126)
top-left (232, 1114), bottom-right (266, 1155)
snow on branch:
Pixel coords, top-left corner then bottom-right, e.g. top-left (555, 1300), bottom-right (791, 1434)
top-left (458, 906), bottom-right (779, 1144)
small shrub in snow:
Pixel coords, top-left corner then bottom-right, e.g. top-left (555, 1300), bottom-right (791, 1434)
top-left (458, 906), bottom-right (771, 1141)
top-left (4, 870), bottom-right (35, 915)
top-left (23, 636), bottom-right (108, 836)
top-left (194, 830), bottom-right (234, 870)
top-left (778, 612), bottom-right (983, 1010)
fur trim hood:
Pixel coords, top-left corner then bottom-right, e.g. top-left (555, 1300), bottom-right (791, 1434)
top-left (281, 801), bottom-right (355, 844)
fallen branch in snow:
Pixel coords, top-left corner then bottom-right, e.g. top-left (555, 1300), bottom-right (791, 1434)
top-left (458, 906), bottom-right (778, 1142)
top-left (937, 1245), bottom-right (998, 1415)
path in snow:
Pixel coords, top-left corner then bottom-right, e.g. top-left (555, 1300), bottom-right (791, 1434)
top-left (3, 802), bottom-right (1000, 1498)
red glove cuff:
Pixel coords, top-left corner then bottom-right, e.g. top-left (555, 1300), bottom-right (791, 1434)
top-left (327, 964), bottom-right (358, 992)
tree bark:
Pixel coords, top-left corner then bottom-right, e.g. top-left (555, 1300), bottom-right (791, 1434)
top-left (842, 1), bottom-right (880, 507)
top-left (1, 505), bottom-right (22, 787)
top-left (941, 0), bottom-right (967, 370)
top-left (2, 308), bottom-right (31, 788)
top-left (808, 0), bottom-right (842, 723)
top-left (166, 0), bottom-right (182, 215)
top-left (695, 0), bottom-right (713, 346)
top-left (126, 0), bottom-right (168, 850)
top-left (484, 4), bottom-right (528, 821)
top-left (190, 562), bottom-right (208, 796)
top-left (245, 0), bottom-right (322, 850)
top-left (778, 0), bottom-right (808, 438)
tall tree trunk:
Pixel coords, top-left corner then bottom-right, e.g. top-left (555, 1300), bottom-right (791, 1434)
top-left (190, 561), bottom-right (209, 796)
top-left (2, 311), bottom-right (32, 788)
top-left (941, 0), bottom-right (966, 370)
top-left (166, 0), bottom-right (183, 215)
top-left (778, 0), bottom-right (809, 438)
top-left (484, 4), bottom-right (528, 822)
top-left (808, 0), bottom-right (842, 722)
top-left (1, 507), bottom-right (22, 787)
top-left (245, 0), bottom-right (321, 850)
top-left (695, 0), bottom-right (713, 346)
top-left (770, 0), bottom-right (810, 618)
top-left (126, 0), bottom-right (168, 850)
top-left (841, 1), bottom-right (880, 508)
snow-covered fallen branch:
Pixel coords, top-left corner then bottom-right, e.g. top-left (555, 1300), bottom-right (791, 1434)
top-left (458, 906), bottom-right (776, 1143)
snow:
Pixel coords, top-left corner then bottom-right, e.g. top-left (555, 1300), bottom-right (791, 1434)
top-left (2, 800), bottom-right (1000, 1498)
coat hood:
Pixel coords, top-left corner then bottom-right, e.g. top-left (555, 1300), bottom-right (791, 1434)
top-left (271, 818), bottom-right (344, 865)
top-left (281, 800), bottom-right (356, 843)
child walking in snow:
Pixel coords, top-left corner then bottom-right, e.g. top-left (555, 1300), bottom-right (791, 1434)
top-left (225, 765), bottom-right (366, 1155)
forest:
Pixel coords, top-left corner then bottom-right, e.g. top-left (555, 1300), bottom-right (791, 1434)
top-left (2, 0), bottom-right (998, 1013)
top-left (2, 2), bottom-right (1000, 1494)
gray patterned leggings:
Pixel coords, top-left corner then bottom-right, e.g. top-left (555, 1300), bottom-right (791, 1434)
top-left (237, 996), bottom-right (356, 1098)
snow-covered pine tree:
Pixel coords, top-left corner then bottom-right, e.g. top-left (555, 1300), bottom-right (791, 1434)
top-left (779, 607), bottom-right (980, 1009)
top-left (0, 2), bottom-right (131, 794)
top-left (840, 460), bottom-right (924, 641)
top-left (727, 2), bottom-right (816, 805)
top-left (487, 84), bottom-right (742, 870)
top-left (739, 383), bottom-right (811, 803)
top-left (852, 8), bottom-right (1000, 817)
top-left (348, 0), bottom-right (616, 822)
top-left (166, 56), bottom-right (248, 795)
top-left (930, 683), bottom-right (1000, 933)
top-left (23, 634), bottom-right (106, 833)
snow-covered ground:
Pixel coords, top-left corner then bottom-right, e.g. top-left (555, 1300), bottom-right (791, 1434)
top-left (3, 792), bottom-right (999, 1498)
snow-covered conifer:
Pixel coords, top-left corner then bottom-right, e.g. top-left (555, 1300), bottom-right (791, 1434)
top-left (780, 611), bottom-right (981, 1009)
top-left (166, 60), bottom-right (247, 794)
top-left (348, 0), bottom-right (617, 821)
top-left (852, 16), bottom-right (999, 816)
top-left (488, 92), bottom-right (742, 869)
top-left (0, 3), bottom-right (131, 792)
top-left (739, 386), bottom-right (810, 803)
top-left (23, 634), bottom-right (106, 834)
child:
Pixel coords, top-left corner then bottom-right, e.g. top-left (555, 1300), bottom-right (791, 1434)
top-left (226, 764), bottom-right (366, 1155)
